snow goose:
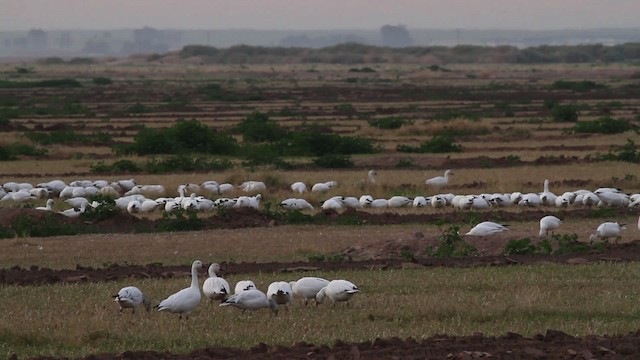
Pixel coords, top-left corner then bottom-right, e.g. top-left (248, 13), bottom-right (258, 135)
top-left (359, 195), bottom-right (374, 207)
top-left (280, 198), bottom-right (314, 210)
top-left (289, 277), bottom-right (330, 306)
top-left (431, 195), bottom-right (448, 209)
top-left (413, 196), bottom-right (427, 207)
top-left (36, 199), bottom-right (55, 211)
top-left (315, 279), bottom-right (359, 307)
top-left (539, 179), bottom-right (557, 206)
top-left (202, 263), bottom-right (230, 302)
top-left (367, 170), bottom-right (377, 184)
top-left (220, 289), bottom-right (279, 315)
top-left (10, 190), bottom-right (34, 203)
top-left (518, 193), bottom-right (542, 207)
top-left (387, 196), bottom-right (413, 208)
top-left (539, 215), bottom-right (562, 237)
top-left (234, 280), bottom-right (256, 294)
top-left (425, 169), bottom-right (453, 188)
top-left (267, 281), bottom-right (293, 310)
top-left (218, 183), bottom-right (235, 194)
top-left (342, 196), bottom-right (361, 208)
top-left (157, 260), bottom-right (204, 320)
top-left (369, 198), bottom-right (389, 208)
top-left (465, 221), bottom-right (509, 236)
top-left (321, 197), bottom-right (345, 210)
top-left (140, 199), bottom-right (159, 213)
top-left (29, 188), bottom-right (49, 199)
top-left (115, 179), bottom-right (137, 192)
top-left (113, 286), bottom-right (150, 314)
top-left (59, 202), bottom-right (88, 218)
top-left (65, 197), bottom-right (89, 208)
top-left (239, 181), bottom-right (266, 193)
top-left (201, 181), bottom-right (220, 195)
top-left (312, 181), bottom-right (337, 193)
top-left (589, 222), bottom-right (625, 242)
top-left (290, 181), bottom-right (307, 194)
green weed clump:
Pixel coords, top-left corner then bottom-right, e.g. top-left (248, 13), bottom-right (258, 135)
top-left (25, 131), bottom-right (111, 146)
top-left (503, 234), bottom-right (604, 256)
top-left (571, 116), bottom-right (631, 134)
top-left (599, 139), bottom-right (640, 163)
top-left (0, 78), bottom-right (82, 88)
top-left (397, 135), bottom-right (462, 153)
top-left (156, 209), bottom-right (204, 232)
top-left (368, 116), bottom-right (413, 129)
top-left (10, 214), bottom-right (82, 238)
top-left (425, 225), bottom-right (478, 258)
top-left (551, 80), bottom-right (606, 92)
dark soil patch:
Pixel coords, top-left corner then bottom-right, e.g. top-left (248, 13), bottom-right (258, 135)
top-left (25, 329), bottom-right (640, 359)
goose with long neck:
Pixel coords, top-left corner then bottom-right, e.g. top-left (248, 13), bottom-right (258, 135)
top-left (202, 263), bottom-right (230, 302)
top-left (157, 260), bottom-right (204, 320)
top-left (425, 169), bottom-right (453, 188)
top-left (540, 179), bottom-right (557, 206)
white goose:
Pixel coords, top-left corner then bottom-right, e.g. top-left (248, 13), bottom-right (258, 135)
top-left (289, 277), bottom-right (330, 306)
top-left (465, 221), bottom-right (509, 236)
top-left (425, 169), bottom-right (453, 188)
top-left (539, 179), bottom-right (557, 206)
top-left (290, 181), bottom-right (307, 194)
top-left (387, 196), bottom-right (413, 208)
top-left (156, 260), bottom-right (204, 320)
top-left (316, 279), bottom-right (360, 307)
top-left (202, 263), bottom-right (230, 302)
top-left (113, 286), bottom-right (151, 314)
top-left (280, 198), bottom-right (314, 210)
top-left (234, 280), bottom-right (256, 294)
top-left (539, 215), bottom-right (562, 237)
top-left (219, 289), bottom-right (279, 315)
top-left (59, 202), bottom-right (88, 218)
top-left (589, 222), bottom-right (625, 242)
top-left (267, 281), bottom-right (294, 310)
top-left (35, 199), bottom-right (55, 211)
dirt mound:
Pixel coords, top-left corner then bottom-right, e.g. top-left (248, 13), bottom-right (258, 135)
top-left (26, 329), bottom-right (640, 359)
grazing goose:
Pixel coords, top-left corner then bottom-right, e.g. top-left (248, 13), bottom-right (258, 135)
top-left (311, 181), bottom-right (337, 193)
top-left (413, 196), bottom-right (427, 207)
top-left (289, 277), bottom-right (330, 306)
top-left (59, 202), bottom-right (88, 218)
top-left (589, 222), bottom-right (625, 242)
top-left (290, 182), bottom-right (307, 194)
top-left (157, 260), bottom-right (204, 320)
top-left (35, 199), bottom-right (55, 211)
top-left (202, 263), bottom-right (230, 302)
top-left (425, 169), bottom-right (453, 188)
top-left (219, 289), bottom-right (279, 316)
top-left (113, 286), bottom-right (150, 314)
top-left (234, 280), bottom-right (256, 294)
top-left (539, 215), bottom-right (562, 237)
top-left (316, 280), bottom-right (359, 307)
top-left (280, 198), bottom-right (314, 210)
top-left (267, 281), bottom-right (294, 310)
top-left (465, 221), bottom-right (509, 236)
top-left (387, 196), bottom-right (413, 208)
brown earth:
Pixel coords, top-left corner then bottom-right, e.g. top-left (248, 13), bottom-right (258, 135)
top-left (24, 330), bottom-right (640, 359)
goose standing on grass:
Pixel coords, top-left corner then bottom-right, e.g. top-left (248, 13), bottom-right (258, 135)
top-left (425, 169), bottom-right (453, 188)
top-left (367, 170), bottom-right (377, 184)
top-left (539, 215), bottom-right (562, 237)
top-left (36, 199), bottom-right (55, 211)
top-left (316, 279), bottom-right (359, 307)
top-left (234, 280), bottom-right (256, 294)
top-left (267, 281), bottom-right (294, 311)
top-left (590, 222), bottom-right (626, 242)
top-left (156, 260), bottom-right (204, 320)
top-left (465, 221), bottom-right (509, 236)
top-left (220, 289), bottom-right (279, 316)
top-left (289, 277), bottom-right (330, 306)
top-left (539, 179), bottom-right (557, 206)
top-left (113, 286), bottom-right (151, 314)
top-left (202, 263), bottom-right (230, 303)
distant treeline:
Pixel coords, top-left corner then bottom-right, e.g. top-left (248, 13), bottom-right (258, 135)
top-left (171, 42), bottom-right (640, 64)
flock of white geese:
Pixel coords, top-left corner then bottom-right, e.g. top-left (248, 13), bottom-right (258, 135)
top-left (113, 260), bottom-right (359, 319)
top-left (1, 169), bottom-right (638, 239)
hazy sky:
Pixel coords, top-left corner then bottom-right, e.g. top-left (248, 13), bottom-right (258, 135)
top-left (1, 0), bottom-right (638, 31)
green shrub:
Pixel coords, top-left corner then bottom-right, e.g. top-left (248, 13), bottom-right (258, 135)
top-left (92, 77), bottom-right (113, 85)
top-left (4, 144), bottom-right (48, 157)
top-left (25, 130), bottom-right (111, 145)
top-left (199, 83), bottom-right (264, 102)
top-left (90, 159), bottom-right (142, 174)
top-left (82, 196), bottom-right (117, 222)
top-left (0, 146), bottom-right (16, 160)
top-left (368, 116), bottom-right (413, 129)
top-left (571, 116), bottom-right (631, 134)
top-left (551, 104), bottom-right (579, 122)
top-left (432, 109), bottom-right (479, 122)
top-left (425, 225), bottom-right (478, 258)
top-left (551, 80), bottom-right (606, 92)
top-left (503, 238), bottom-right (538, 255)
top-left (156, 209), bottom-right (204, 232)
top-left (234, 112), bottom-right (288, 142)
top-left (11, 214), bottom-right (82, 237)
top-left (145, 155), bottom-right (233, 173)
top-left (0, 78), bottom-right (82, 88)
top-left (599, 139), bottom-right (640, 162)
top-left (313, 154), bottom-right (354, 168)
top-left (397, 135), bottom-right (462, 153)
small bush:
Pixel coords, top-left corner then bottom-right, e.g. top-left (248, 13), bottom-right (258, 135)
top-left (234, 112), bottom-right (288, 142)
top-left (82, 196), bottom-right (117, 222)
top-left (397, 135), bottom-right (462, 153)
top-left (156, 209), bottom-right (204, 232)
top-left (571, 116), bottom-right (631, 134)
top-left (92, 77), bottom-right (113, 85)
top-left (551, 104), bottom-right (579, 122)
top-left (425, 225), bottom-right (478, 258)
top-left (600, 139), bottom-right (640, 163)
top-left (503, 238), bottom-right (538, 255)
top-left (551, 80), bottom-right (606, 92)
top-left (368, 116), bottom-right (413, 129)
top-left (11, 214), bottom-right (82, 237)
top-left (313, 154), bottom-right (354, 168)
